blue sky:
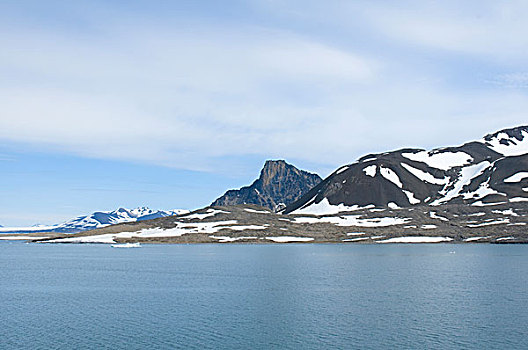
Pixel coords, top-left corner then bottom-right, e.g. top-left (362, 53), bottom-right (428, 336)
top-left (1, 0), bottom-right (527, 225)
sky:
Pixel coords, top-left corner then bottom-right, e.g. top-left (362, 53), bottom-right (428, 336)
top-left (1, 0), bottom-right (527, 226)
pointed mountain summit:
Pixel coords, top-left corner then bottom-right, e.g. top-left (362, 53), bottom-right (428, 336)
top-left (211, 160), bottom-right (322, 211)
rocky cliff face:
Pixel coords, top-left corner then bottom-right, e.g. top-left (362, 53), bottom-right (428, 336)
top-left (211, 160), bottom-right (322, 211)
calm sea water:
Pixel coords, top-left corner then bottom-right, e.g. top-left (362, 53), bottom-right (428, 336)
top-left (1, 242), bottom-right (527, 349)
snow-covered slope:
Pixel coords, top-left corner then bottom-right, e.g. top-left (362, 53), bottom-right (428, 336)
top-left (480, 125), bottom-right (528, 156)
top-left (284, 126), bottom-right (528, 215)
top-left (0, 207), bottom-right (189, 234)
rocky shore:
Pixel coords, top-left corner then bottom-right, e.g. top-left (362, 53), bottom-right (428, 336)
top-left (25, 202), bottom-right (528, 244)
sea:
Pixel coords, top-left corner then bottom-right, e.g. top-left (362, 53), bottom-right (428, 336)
top-left (1, 242), bottom-right (527, 349)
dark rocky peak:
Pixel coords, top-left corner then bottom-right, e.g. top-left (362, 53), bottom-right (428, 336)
top-left (259, 159), bottom-right (318, 186)
top-left (259, 160), bottom-right (291, 184)
top-left (211, 160), bottom-right (322, 211)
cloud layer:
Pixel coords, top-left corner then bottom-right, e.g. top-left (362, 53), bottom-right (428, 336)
top-left (1, 0), bottom-right (527, 173)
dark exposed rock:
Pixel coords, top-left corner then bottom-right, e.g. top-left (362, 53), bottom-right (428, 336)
top-left (211, 160), bottom-right (322, 211)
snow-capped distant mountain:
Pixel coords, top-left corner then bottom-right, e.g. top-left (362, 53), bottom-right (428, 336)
top-left (0, 224), bottom-right (58, 233)
top-left (284, 126), bottom-right (528, 214)
top-left (0, 207), bottom-right (189, 234)
top-left (55, 207), bottom-right (189, 233)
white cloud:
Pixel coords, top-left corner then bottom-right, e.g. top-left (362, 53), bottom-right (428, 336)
top-left (490, 73), bottom-right (528, 89)
top-left (362, 0), bottom-right (528, 62)
top-left (0, 22), bottom-right (379, 169)
top-left (0, 2), bottom-right (527, 174)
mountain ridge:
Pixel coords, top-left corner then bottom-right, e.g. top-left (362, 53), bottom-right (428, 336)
top-left (0, 207), bottom-right (189, 234)
top-left (284, 125), bottom-right (528, 214)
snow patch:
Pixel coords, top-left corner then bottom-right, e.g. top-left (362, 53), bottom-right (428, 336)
top-left (346, 232), bottom-right (366, 236)
top-left (401, 151), bottom-right (472, 170)
top-left (403, 190), bottom-right (420, 204)
top-left (400, 163), bottom-right (449, 185)
top-left (184, 209), bottom-right (230, 220)
top-left (464, 236), bottom-right (490, 242)
top-left (336, 166), bottom-right (349, 175)
top-left (463, 181), bottom-right (503, 200)
top-left (361, 157), bottom-right (377, 162)
top-left (430, 212), bottom-right (449, 221)
top-left (363, 165), bottom-right (377, 177)
top-left (388, 202), bottom-right (400, 209)
top-left (244, 208), bottom-right (269, 214)
top-left (209, 236), bottom-right (257, 243)
top-left (378, 236), bottom-right (453, 243)
top-left (471, 201), bottom-right (507, 207)
top-left (432, 161), bottom-right (491, 205)
top-left (293, 198), bottom-right (374, 215)
top-left (219, 225), bottom-right (268, 231)
top-left (421, 224), bottom-right (437, 229)
top-left (266, 236), bottom-right (314, 243)
top-left (504, 172), bottom-right (528, 183)
top-left (467, 218), bottom-right (510, 227)
top-left (492, 209), bottom-right (518, 217)
top-left (342, 237), bottom-right (369, 242)
top-left (380, 167), bottom-right (402, 188)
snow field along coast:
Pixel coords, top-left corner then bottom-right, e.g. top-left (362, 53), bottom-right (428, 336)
top-left (378, 236), bottom-right (453, 243)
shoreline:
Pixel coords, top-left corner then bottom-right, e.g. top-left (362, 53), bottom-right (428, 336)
top-left (2, 237), bottom-right (527, 245)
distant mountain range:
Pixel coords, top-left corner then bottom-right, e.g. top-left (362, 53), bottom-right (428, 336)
top-left (212, 159), bottom-right (321, 211)
top-left (284, 125), bottom-right (528, 214)
top-left (0, 207), bottom-right (189, 234)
